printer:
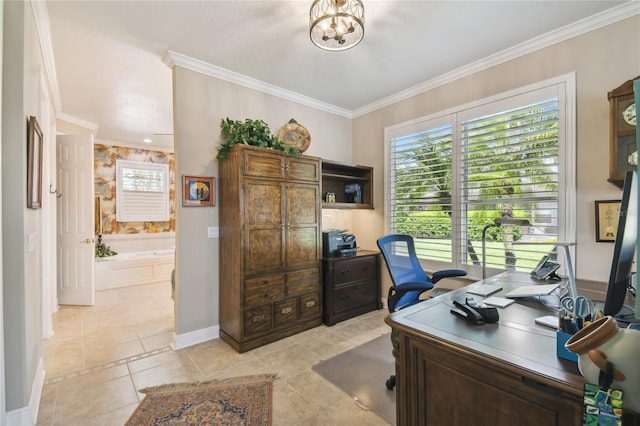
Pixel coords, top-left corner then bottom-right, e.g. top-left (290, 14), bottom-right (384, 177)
top-left (322, 230), bottom-right (357, 257)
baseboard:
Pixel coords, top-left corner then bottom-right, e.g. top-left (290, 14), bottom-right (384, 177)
top-left (171, 325), bottom-right (220, 350)
top-left (6, 357), bottom-right (45, 426)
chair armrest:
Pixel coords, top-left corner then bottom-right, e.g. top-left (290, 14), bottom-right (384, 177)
top-left (388, 281), bottom-right (435, 312)
top-left (430, 269), bottom-right (467, 284)
top-left (395, 281), bottom-right (434, 294)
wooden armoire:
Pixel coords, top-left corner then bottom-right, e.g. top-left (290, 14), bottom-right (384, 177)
top-left (219, 144), bottom-right (322, 352)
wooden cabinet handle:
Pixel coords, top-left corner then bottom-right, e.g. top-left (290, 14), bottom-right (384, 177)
top-left (281, 307), bottom-right (292, 315)
top-left (341, 269), bottom-right (352, 275)
top-left (252, 315), bottom-right (265, 323)
top-left (305, 301), bottom-right (315, 308)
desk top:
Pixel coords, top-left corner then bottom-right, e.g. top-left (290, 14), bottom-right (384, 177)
top-left (386, 271), bottom-right (584, 393)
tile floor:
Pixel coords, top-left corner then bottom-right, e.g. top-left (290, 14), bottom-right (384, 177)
top-left (37, 281), bottom-right (393, 425)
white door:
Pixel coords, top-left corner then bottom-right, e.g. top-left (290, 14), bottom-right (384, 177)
top-left (57, 134), bottom-right (95, 305)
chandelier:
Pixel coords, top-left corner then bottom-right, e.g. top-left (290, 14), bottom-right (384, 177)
top-left (309, 0), bottom-right (365, 51)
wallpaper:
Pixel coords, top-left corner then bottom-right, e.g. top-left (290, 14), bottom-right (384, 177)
top-left (94, 144), bottom-right (176, 234)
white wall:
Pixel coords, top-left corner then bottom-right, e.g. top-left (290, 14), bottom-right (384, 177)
top-left (351, 16), bottom-right (640, 295)
top-left (2, 1), bottom-right (55, 421)
top-left (0, 0), bottom-right (5, 422)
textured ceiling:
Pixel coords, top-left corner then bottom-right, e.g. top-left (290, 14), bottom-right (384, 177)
top-left (45, 1), bottom-right (634, 148)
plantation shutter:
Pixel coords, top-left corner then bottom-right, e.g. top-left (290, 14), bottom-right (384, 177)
top-left (389, 118), bottom-right (455, 263)
top-left (116, 159), bottom-right (169, 222)
top-left (459, 95), bottom-right (560, 270)
top-left (385, 77), bottom-right (573, 277)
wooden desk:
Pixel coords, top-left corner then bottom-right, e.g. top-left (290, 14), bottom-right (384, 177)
top-left (386, 271), bottom-right (585, 426)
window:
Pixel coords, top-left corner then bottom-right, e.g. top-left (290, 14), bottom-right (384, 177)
top-left (116, 159), bottom-right (169, 222)
top-left (385, 75), bottom-right (576, 278)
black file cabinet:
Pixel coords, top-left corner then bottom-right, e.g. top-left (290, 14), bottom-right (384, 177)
top-left (322, 250), bottom-right (382, 326)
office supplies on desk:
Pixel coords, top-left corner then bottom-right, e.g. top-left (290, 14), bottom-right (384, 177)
top-left (466, 284), bottom-right (502, 297)
top-left (556, 330), bottom-right (578, 362)
top-left (504, 283), bottom-right (560, 298)
top-left (535, 315), bottom-right (559, 329)
top-left (561, 296), bottom-right (596, 322)
top-left (450, 297), bottom-right (499, 324)
top-left (482, 296), bottom-right (514, 308)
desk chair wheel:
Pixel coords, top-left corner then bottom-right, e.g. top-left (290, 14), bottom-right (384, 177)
top-left (385, 375), bottom-right (396, 390)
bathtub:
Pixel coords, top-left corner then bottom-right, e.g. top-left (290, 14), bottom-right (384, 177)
top-left (95, 249), bottom-right (175, 291)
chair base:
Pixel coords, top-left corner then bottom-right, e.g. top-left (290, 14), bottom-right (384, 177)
top-left (385, 374), bottom-right (396, 390)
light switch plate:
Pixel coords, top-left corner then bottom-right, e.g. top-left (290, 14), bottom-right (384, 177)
top-left (207, 226), bottom-right (219, 239)
top-left (28, 233), bottom-right (37, 252)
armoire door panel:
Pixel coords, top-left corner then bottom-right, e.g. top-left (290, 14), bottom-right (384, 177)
top-left (286, 157), bottom-right (320, 182)
top-left (287, 183), bottom-right (319, 225)
top-left (243, 150), bottom-right (284, 179)
top-left (245, 228), bottom-right (284, 275)
top-left (286, 226), bottom-right (320, 269)
top-left (245, 181), bottom-right (284, 226)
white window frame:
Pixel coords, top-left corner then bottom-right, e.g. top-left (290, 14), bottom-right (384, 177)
top-left (384, 73), bottom-right (576, 280)
top-left (116, 159), bottom-right (170, 222)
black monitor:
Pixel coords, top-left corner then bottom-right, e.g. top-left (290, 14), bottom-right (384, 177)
top-left (603, 170), bottom-right (638, 324)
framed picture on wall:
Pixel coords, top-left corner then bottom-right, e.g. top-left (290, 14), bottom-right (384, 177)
top-left (27, 115), bottom-right (43, 209)
top-left (183, 175), bottom-right (215, 207)
top-left (595, 200), bottom-right (621, 242)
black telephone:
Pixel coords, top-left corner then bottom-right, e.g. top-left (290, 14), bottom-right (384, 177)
top-left (530, 255), bottom-right (561, 280)
top-left (450, 297), bottom-right (499, 325)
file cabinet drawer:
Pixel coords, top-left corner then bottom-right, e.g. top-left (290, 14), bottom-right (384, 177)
top-left (332, 256), bottom-right (377, 285)
top-left (334, 280), bottom-right (378, 314)
top-left (322, 251), bottom-right (382, 326)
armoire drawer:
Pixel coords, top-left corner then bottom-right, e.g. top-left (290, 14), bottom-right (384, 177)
top-left (274, 298), bottom-right (298, 327)
top-left (332, 256), bottom-right (377, 285)
top-left (299, 293), bottom-right (321, 319)
top-left (244, 305), bottom-right (273, 336)
top-left (244, 285), bottom-right (285, 307)
top-left (245, 273), bottom-right (285, 290)
top-left (287, 275), bottom-right (320, 297)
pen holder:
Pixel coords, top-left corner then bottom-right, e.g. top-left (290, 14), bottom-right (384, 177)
top-left (556, 331), bottom-right (578, 362)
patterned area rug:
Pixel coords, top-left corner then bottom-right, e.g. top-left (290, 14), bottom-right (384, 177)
top-left (126, 374), bottom-right (275, 425)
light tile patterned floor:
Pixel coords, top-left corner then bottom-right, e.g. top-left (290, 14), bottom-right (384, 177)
top-left (37, 281), bottom-right (393, 425)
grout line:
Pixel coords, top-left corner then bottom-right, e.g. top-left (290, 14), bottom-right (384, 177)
top-left (44, 346), bottom-right (173, 385)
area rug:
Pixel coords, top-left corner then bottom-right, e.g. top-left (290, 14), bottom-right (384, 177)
top-left (126, 374), bottom-right (275, 426)
top-left (312, 333), bottom-right (396, 425)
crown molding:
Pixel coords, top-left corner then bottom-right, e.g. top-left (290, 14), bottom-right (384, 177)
top-left (352, 2), bottom-right (640, 118)
top-left (30, 0), bottom-right (62, 112)
top-left (33, 0), bottom-right (639, 125)
top-left (57, 112), bottom-right (98, 131)
top-left (163, 50), bottom-right (353, 119)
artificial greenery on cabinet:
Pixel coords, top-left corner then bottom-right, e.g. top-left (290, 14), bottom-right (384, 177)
top-left (217, 118), bottom-right (298, 160)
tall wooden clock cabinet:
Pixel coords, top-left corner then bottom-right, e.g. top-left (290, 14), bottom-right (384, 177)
top-left (219, 144), bottom-right (322, 352)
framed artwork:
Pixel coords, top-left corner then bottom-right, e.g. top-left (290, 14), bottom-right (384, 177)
top-left (595, 200), bottom-right (621, 242)
top-left (27, 115), bottom-right (43, 209)
top-left (183, 175), bottom-right (215, 207)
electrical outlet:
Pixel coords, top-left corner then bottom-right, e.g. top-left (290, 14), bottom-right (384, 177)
top-left (207, 226), bottom-right (219, 239)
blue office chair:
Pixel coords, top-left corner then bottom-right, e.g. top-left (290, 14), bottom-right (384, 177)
top-left (377, 234), bottom-right (467, 389)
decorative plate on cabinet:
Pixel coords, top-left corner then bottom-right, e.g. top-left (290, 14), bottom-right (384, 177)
top-left (278, 119), bottom-right (311, 153)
